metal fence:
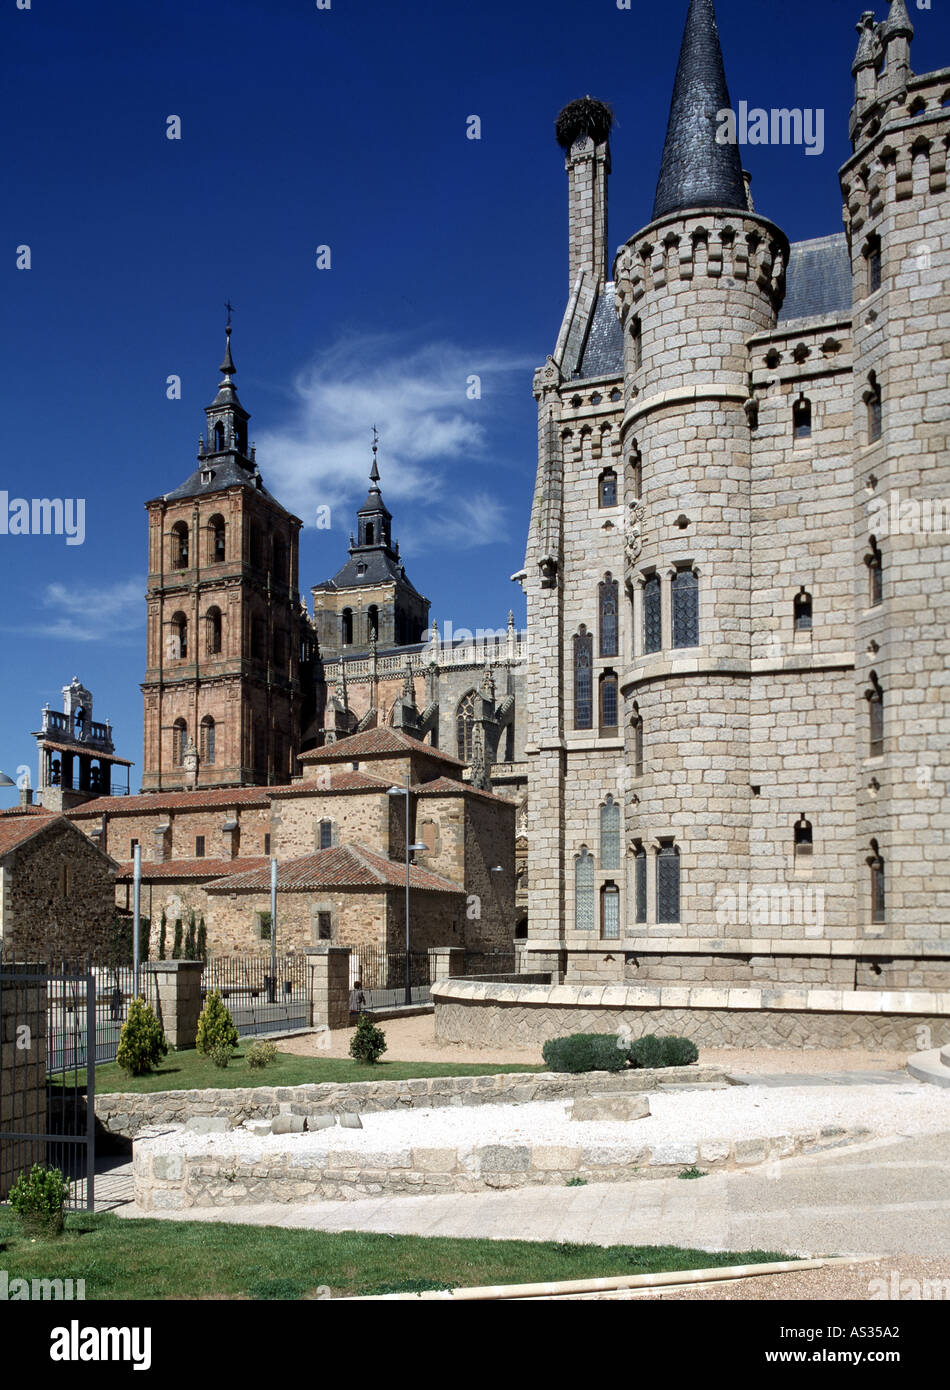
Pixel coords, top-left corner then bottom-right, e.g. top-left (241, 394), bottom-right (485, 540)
top-left (348, 947), bottom-right (432, 1010)
top-left (203, 954), bottom-right (309, 1037)
top-left (461, 950), bottom-right (518, 978)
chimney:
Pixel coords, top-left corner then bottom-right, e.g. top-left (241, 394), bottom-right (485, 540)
top-left (19, 786), bottom-right (33, 808)
top-left (556, 97), bottom-right (613, 294)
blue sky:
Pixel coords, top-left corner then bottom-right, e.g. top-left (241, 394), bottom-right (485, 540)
top-left (2, 0), bottom-right (948, 803)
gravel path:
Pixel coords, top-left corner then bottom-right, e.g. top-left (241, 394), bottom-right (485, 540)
top-left (149, 1082), bottom-right (950, 1159)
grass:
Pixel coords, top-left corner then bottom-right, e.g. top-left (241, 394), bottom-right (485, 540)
top-left (677, 1167), bottom-right (708, 1180)
top-left (71, 1047), bottom-right (544, 1096)
top-left (0, 1208), bottom-right (788, 1300)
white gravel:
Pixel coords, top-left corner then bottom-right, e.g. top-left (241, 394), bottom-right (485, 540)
top-left (144, 1083), bottom-right (950, 1158)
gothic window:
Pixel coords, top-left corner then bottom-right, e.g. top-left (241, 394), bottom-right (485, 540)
top-left (672, 568), bottom-right (699, 648)
top-left (575, 848), bottom-right (595, 932)
top-left (656, 842), bottom-right (681, 924)
top-left (643, 574), bottom-right (662, 654)
top-left (601, 883), bottom-right (620, 940)
top-left (341, 608), bottom-right (353, 646)
top-left (213, 421), bottom-right (226, 451)
top-left (171, 522), bottom-right (189, 571)
top-left (367, 604), bottom-right (379, 641)
top-left (794, 814), bottom-right (813, 863)
top-left (793, 588), bottom-right (812, 631)
top-left (206, 607), bottom-right (222, 655)
top-left (200, 717), bottom-right (215, 765)
top-left (600, 794), bottom-right (621, 870)
top-left (599, 574), bottom-right (619, 657)
top-left (172, 719), bottom-right (187, 766)
top-left (866, 372), bottom-right (882, 443)
top-left (599, 672), bottom-right (618, 732)
top-left (866, 235), bottom-right (882, 295)
top-left (171, 612), bottom-right (188, 660)
top-left (867, 538), bottom-right (883, 606)
top-left (573, 627), bottom-right (593, 730)
top-left (869, 841), bottom-right (885, 924)
top-left (209, 516), bottom-right (226, 563)
top-left (628, 443), bottom-right (642, 500)
top-left (456, 691), bottom-right (476, 760)
top-left (631, 317), bottom-right (643, 371)
top-left (867, 673), bottom-right (884, 757)
top-left (319, 819), bottom-right (333, 850)
top-left (634, 844), bottom-right (647, 923)
top-left (793, 396), bottom-right (812, 440)
top-left (599, 468), bottom-right (618, 508)
top-left (631, 706), bottom-right (644, 777)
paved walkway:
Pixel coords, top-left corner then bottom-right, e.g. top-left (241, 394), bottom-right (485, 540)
top-left (115, 1128), bottom-right (950, 1258)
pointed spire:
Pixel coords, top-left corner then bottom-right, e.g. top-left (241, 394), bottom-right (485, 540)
top-left (852, 11), bottom-right (881, 74)
top-left (652, 0), bottom-right (748, 222)
top-left (370, 425), bottom-right (381, 486)
top-left (881, 0), bottom-right (914, 41)
top-left (220, 315), bottom-right (236, 380)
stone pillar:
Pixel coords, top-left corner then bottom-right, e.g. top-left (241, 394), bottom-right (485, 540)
top-left (306, 946), bottom-right (351, 1030)
top-left (0, 964), bottom-right (46, 1199)
top-left (143, 961), bottom-right (204, 1050)
top-left (521, 949), bottom-right (566, 984)
top-left (428, 946), bottom-right (465, 982)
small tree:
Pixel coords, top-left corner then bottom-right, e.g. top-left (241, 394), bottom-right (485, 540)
top-left (196, 917), bottom-right (207, 961)
top-left (139, 914), bottom-right (151, 962)
top-left (184, 911), bottom-right (197, 961)
top-left (196, 989), bottom-right (239, 1055)
top-left (172, 918), bottom-right (183, 960)
top-left (349, 1013), bottom-right (387, 1065)
top-left (158, 910), bottom-right (167, 961)
top-left (9, 1164), bottom-right (70, 1237)
top-left (116, 997), bottom-right (168, 1076)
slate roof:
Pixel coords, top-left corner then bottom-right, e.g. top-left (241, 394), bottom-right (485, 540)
top-left (316, 545), bottom-right (424, 598)
top-left (778, 234), bottom-right (853, 323)
top-left (576, 285), bottom-right (625, 379)
top-left (205, 844), bottom-right (464, 895)
top-left (298, 727), bottom-right (464, 767)
top-left (152, 456), bottom-right (292, 511)
top-left (114, 857), bottom-right (268, 882)
top-left (652, 0), bottom-right (749, 221)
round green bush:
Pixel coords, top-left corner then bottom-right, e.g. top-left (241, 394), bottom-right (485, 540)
top-left (9, 1164), bottom-right (70, 1237)
top-left (541, 1032), bottom-right (628, 1074)
top-left (246, 1040), bottom-right (278, 1070)
top-left (210, 1043), bottom-right (235, 1069)
top-left (116, 997), bottom-right (169, 1076)
top-left (196, 989), bottom-right (239, 1055)
top-left (348, 1013), bottom-right (387, 1064)
top-left (628, 1033), bottom-right (699, 1069)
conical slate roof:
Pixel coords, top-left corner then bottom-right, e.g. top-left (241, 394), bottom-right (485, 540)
top-left (652, 0), bottom-right (748, 221)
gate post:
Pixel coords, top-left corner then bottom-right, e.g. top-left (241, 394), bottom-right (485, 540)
top-left (305, 946), bottom-right (351, 1031)
top-left (143, 961), bottom-right (204, 1050)
top-left (0, 964), bottom-right (46, 1201)
top-left (427, 946), bottom-right (465, 982)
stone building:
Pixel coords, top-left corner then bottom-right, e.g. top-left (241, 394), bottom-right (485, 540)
top-left (32, 677), bottom-right (133, 811)
top-left (519, 0), bottom-right (950, 1037)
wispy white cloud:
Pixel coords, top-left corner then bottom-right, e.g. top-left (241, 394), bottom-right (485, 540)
top-left (257, 331), bottom-right (529, 548)
top-left (39, 577), bottom-right (142, 642)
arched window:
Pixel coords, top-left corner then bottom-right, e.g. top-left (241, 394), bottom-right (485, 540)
top-left (367, 604), bottom-right (379, 641)
top-left (172, 719), bottom-right (187, 766)
top-left (171, 522), bottom-right (189, 570)
top-left (599, 574), bottom-right (619, 657)
top-left (599, 671), bottom-right (618, 731)
top-left (365, 522), bottom-right (375, 545)
top-left (867, 672), bottom-right (884, 757)
top-left (573, 627), bottom-right (593, 730)
top-left (868, 840), bottom-right (885, 924)
top-left (206, 607), bottom-right (222, 655)
top-left (170, 612), bottom-right (188, 660)
top-left (866, 372), bottom-right (882, 442)
top-left (599, 468), bottom-right (618, 508)
top-left (627, 443), bottom-right (642, 500)
top-left (793, 396), bottom-right (812, 440)
top-left (318, 818), bottom-right (333, 850)
top-left (214, 421), bottom-right (226, 451)
top-left (793, 587), bottom-right (813, 631)
top-left (456, 691), bottom-right (476, 761)
top-left (600, 794), bottom-right (621, 870)
top-left (671, 567), bottom-right (699, 648)
top-left (601, 882), bottom-right (620, 940)
top-left (200, 716), bottom-right (216, 765)
top-left (866, 537), bottom-right (883, 606)
top-left (865, 234), bottom-right (882, 295)
top-left (631, 706), bottom-right (644, 777)
top-left (633, 843), bottom-right (647, 923)
top-left (341, 608), bottom-right (353, 646)
top-left (656, 841), bottom-right (681, 924)
top-left (794, 814), bottom-right (813, 864)
top-left (643, 573), bottom-right (662, 654)
top-left (209, 516), bottom-right (226, 563)
top-left (575, 848), bottom-right (595, 932)
top-left (630, 316), bottom-right (643, 371)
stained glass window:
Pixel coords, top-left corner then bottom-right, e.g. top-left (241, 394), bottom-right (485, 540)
top-left (600, 675), bottom-right (618, 730)
top-left (643, 574), bottom-right (661, 654)
top-left (456, 691), bottom-right (476, 760)
top-left (575, 849), bottom-right (595, 932)
top-left (672, 568), bottom-right (699, 648)
top-left (656, 843), bottom-right (680, 924)
top-left (794, 589), bottom-right (812, 631)
top-left (574, 629), bottom-right (593, 729)
top-left (601, 884), bottom-right (620, 940)
top-left (870, 850), bottom-right (885, 924)
top-left (600, 576), bottom-right (619, 657)
top-left (601, 795), bottom-right (621, 870)
top-left (634, 846), bottom-right (647, 923)
top-left (632, 710), bottom-right (644, 777)
top-left (599, 469), bottom-right (617, 508)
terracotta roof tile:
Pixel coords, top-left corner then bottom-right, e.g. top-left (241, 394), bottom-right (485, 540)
top-left (114, 856), bottom-right (268, 882)
top-left (70, 787), bottom-right (272, 817)
top-left (268, 770), bottom-right (391, 797)
top-left (298, 727), bottom-right (463, 767)
top-left (410, 777), bottom-right (516, 806)
top-left (206, 844), bottom-right (464, 895)
top-left (0, 811), bottom-right (63, 858)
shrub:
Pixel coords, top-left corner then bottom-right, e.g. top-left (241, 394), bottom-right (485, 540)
top-left (116, 997), bottom-right (169, 1077)
top-left (210, 1043), bottom-right (235, 1069)
top-left (172, 918), bottom-right (183, 960)
top-left (349, 1013), bottom-right (387, 1064)
top-left (246, 1040), bottom-right (278, 1070)
top-left (158, 910), bottom-right (167, 961)
top-left (196, 917), bottom-right (207, 962)
top-left (541, 1032), bottom-right (628, 1074)
top-left (9, 1164), bottom-right (70, 1237)
top-left (184, 912), bottom-right (197, 961)
top-left (628, 1034), bottom-right (699, 1070)
top-left (196, 989), bottom-right (239, 1055)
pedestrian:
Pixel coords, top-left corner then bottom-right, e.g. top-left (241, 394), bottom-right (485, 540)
top-left (349, 979), bottom-right (366, 1015)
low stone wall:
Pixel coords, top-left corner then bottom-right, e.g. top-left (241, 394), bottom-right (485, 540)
top-left (95, 1065), bottom-right (728, 1140)
top-left (432, 980), bottom-right (950, 1050)
top-left (133, 1124), bottom-right (871, 1209)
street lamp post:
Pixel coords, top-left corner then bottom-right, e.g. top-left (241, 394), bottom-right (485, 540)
top-left (270, 857), bottom-right (278, 1005)
top-left (387, 775), bottom-right (426, 1006)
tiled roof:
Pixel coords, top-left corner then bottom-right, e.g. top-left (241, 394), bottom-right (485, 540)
top-left (205, 844), bottom-right (464, 895)
top-left (298, 727), bottom-right (464, 767)
top-left (114, 857), bottom-right (268, 882)
top-left (411, 777), bottom-right (517, 806)
top-left (37, 741), bottom-right (133, 766)
top-left (576, 285), bottom-right (624, 380)
top-left (0, 804), bottom-right (54, 817)
top-left (315, 546), bottom-right (425, 600)
top-left (70, 787), bottom-right (273, 818)
top-left (0, 811), bottom-right (62, 859)
top-left (268, 770), bottom-right (391, 797)
top-left (779, 234), bottom-right (852, 323)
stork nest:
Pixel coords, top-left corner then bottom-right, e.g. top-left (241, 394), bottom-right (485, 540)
top-left (555, 96), bottom-right (614, 150)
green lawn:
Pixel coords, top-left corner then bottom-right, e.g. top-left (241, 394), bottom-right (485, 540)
top-left (0, 1209), bottom-right (788, 1299)
top-left (85, 1047), bottom-right (544, 1095)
